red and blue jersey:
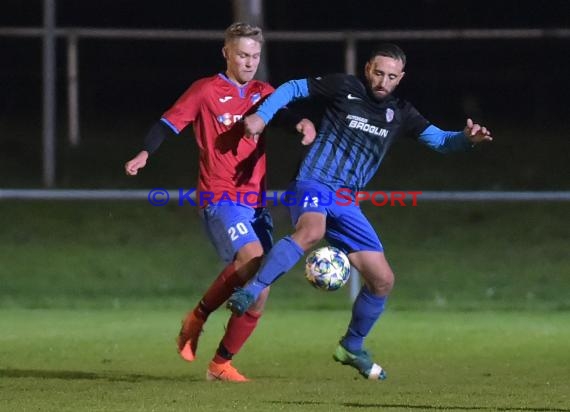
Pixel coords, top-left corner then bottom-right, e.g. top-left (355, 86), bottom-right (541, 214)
top-left (161, 73), bottom-right (274, 205)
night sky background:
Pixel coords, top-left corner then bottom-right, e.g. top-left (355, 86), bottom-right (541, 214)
top-left (1, 0), bottom-right (569, 189)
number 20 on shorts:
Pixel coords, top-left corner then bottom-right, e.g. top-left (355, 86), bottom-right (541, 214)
top-left (228, 222), bottom-right (249, 241)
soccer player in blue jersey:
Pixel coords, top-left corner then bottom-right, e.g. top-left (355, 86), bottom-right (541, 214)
top-left (227, 43), bottom-right (492, 380)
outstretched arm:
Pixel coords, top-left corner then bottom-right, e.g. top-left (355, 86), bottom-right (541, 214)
top-left (124, 120), bottom-right (175, 176)
top-left (243, 79), bottom-right (310, 139)
top-left (419, 118), bottom-right (492, 153)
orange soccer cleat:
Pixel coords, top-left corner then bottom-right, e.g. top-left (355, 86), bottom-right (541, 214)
top-left (206, 361), bottom-right (250, 382)
top-left (176, 311), bottom-right (205, 362)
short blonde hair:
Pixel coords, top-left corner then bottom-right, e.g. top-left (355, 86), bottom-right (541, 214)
top-left (224, 22), bottom-right (264, 45)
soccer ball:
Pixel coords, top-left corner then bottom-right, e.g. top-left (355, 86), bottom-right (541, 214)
top-left (305, 246), bottom-right (351, 291)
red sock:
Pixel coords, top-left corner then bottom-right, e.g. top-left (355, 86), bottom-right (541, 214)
top-left (213, 310), bottom-right (262, 364)
top-left (193, 262), bottom-right (244, 320)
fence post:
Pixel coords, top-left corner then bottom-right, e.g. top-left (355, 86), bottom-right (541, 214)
top-left (67, 33), bottom-right (80, 146)
top-left (344, 34), bottom-right (357, 75)
top-left (42, 0), bottom-right (56, 187)
top-left (344, 34), bottom-right (360, 302)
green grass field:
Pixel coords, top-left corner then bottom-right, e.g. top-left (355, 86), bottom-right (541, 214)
top-left (1, 309), bottom-right (569, 411)
top-left (1, 200), bottom-right (568, 310)
top-left (1, 200), bottom-right (569, 410)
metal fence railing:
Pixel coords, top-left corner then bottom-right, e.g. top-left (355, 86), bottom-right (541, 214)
top-left (1, 26), bottom-right (569, 147)
top-left (2, 189), bottom-right (570, 201)
top-left (3, 188), bottom-right (568, 301)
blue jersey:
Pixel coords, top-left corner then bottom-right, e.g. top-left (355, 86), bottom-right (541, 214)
top-left (257, 74), bottom-right (471, 193)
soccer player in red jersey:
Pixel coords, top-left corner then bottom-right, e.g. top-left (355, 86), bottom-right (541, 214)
top-left (125, 22), bottom-right (315, 381)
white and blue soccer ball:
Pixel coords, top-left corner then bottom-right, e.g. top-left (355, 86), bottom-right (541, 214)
top-left (305, 246), bottom-right (351, 291)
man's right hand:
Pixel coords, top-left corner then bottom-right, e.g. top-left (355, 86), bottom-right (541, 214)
top-left (243, 113), bottom-right (267, 142)
top-left (124, 151), bottom-right (149, 176)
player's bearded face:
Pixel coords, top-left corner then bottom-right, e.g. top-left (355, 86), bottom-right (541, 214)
top-left (365, 56), bottom-right (405, 100)
top-left (224, 38), bottom-right (262, 85)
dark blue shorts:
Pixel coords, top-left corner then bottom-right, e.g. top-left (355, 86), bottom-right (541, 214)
top-left (286, 180), bottom-right (383, 254)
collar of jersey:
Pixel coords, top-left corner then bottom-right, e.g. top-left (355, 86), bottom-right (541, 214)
top-left (218, 73), bottom-right (250, 94)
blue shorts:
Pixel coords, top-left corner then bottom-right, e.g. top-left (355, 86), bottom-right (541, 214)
top-left (201, 203), bottom-right (273, 263)
top-left (286, 180), bottom-right (383, 254)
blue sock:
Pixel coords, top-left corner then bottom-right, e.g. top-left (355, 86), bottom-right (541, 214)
top-left (341, 286), bottom-right (387, 353)
top-left (245, 236), bottom-right (304, 298)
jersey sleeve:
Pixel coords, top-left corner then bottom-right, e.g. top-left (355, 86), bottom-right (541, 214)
top-left (161, 80), bottom-right (205, 134)
top-left (399, 100), bottom-right (472, 153)
top-left (142, 120), bottom-right (176, 155)
top-left (307, 73), bottom-right (350, 100)
top-left (399, 100), bottom-right (431, 139)
top-left (256, 81), bottom-right (305, 131)
top-left (255, 79), bottom-right (309, 124)
top-left (418, 125), bottom-right (472, 153)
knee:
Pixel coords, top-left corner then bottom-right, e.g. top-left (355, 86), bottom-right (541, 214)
top-left (292, 227), bottom-right (325, 250)
top-left (367, 270), bottom-right (395, 296)
top-left (234, 243), bottom-right (264, 275)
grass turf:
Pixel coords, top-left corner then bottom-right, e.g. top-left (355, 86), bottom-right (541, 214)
top-left (0, 309), bottom-right (569, 411)
top-left (1, 200), bottom-right (568, 410)
top-left (1, 200), bottom-right (568, 310)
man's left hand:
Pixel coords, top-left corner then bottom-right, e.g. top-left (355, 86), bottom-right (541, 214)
top-left (296, 118), bottom-right (317, 145)
top-left (464, 118), bottom-right (493, 144)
